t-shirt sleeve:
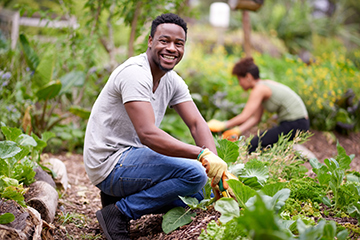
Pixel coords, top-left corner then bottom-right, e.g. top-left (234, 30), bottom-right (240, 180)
top-left (116, 65), bottom-right (152, 104)
top-left (168, 72), bottom-right (193, 107)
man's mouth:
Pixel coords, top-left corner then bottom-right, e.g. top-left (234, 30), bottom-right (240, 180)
top-left (161, 54), bottom-right (176, 60)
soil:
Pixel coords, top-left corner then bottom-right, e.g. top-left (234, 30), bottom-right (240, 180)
top-left (41, 130), bottom-right (360, 239)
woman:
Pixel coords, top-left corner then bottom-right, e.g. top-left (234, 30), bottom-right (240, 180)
top-left (208, 57), bottom-right (309, 153)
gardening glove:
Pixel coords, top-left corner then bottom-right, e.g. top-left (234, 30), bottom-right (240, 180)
top-left (222, 127), bottom-right (241, 142)
top-left (212, 172), bottom-right (239, 201)
top-left (207, 119), bottom-right (227, 132)
top-left (197, 148), bottom-right (227, 187)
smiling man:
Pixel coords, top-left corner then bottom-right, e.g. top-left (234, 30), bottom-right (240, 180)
top-left (83, 13), bottom-right (228, 240)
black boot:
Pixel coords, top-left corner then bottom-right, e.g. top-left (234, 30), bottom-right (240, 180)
top-left (96, 204), bottom-right (131, 240)
top-left (100, 191), bottom-right (123, 208)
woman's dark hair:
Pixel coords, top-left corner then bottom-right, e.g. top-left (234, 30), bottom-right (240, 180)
top-left (151, 13), bottom-right (188, 39)
top-left (232, 57), bottom-right (260, 79)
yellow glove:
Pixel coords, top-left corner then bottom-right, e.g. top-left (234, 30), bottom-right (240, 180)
top-left (197, 148), bottom-right (227, 187)
top-left (207, 119), bottom-right (227, 132)
top-left (222, 127), bottom-right (241, 142)
top-left (212, 171), bottom-right (238, 201)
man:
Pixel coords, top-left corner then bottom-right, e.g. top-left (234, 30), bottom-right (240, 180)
top-left (83, 13), bottom-right (228, 240)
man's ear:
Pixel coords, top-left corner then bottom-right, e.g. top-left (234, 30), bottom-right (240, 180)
top-left (148, 35), bottom-right (153, 48)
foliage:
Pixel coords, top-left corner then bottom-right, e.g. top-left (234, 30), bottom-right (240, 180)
top-left (0, 124), bottom-right (54, 207)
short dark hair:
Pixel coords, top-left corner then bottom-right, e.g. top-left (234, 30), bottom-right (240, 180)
top-left (232, 57), bottom-right (260, 79)
top-left (150, 13), bottom-right (188, 39)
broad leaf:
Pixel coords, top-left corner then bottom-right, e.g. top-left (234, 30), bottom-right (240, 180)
top-left (162, 207), bottom-right (196, 234)
top-left (336, 143), bottom-right (352, 170)
top-left (242, 160), bottom-right (269, 186)
top-left (227, 179), bottom-right (256, 208)
top-left (261, 182), bottom-right (287, 197)
top-left (16, 134), bottom-right (37, 147)
top-left (69, 106), bottom-right (91, 119)
top-left (32, 48), bottom-right (56, 91)
top-left (216, 139), bottom-right (239, 164)
top-left (59, 70), bottom-right (86, 94)
top-left (0, 141), bottom-right (21, 159)
top-left (19, 34), bottom-right (39, 71)
top-left (214, 198), bottom-right (239, 224)
top-left (36, 80), bottom-right (62, 101)
top-left (1, 126), bottom-right (22, 142)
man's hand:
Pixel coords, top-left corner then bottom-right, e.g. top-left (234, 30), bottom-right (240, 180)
top-left (222, 127), bottom-right (241, 142)
top-left (212, 171), bottom-right (238, 201)
top-left (198, 148), bottom-right (227, 187)
top-left (207, 119), bottom-right (226, 132)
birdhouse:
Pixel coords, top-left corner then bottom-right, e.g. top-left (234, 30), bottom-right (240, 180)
top-left (228, 0), bottom-right (264, 11)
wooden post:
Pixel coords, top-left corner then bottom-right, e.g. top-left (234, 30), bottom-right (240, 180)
top-left (242, 10), bottom-right (251, 57)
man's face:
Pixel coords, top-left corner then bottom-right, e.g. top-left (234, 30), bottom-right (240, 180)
top-left (148, 23), bottom-right (186, 72)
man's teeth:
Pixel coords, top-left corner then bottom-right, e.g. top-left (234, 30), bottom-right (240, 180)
top-left (163, 55), bottom-right (175, 60)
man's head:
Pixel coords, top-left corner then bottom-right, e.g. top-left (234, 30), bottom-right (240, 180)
top-left (147, 13), bottom-right (187, 73)
top-left (151, 13), bottom-right (188, 40)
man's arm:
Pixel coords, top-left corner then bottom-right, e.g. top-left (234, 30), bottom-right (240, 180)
top-left (124, 100), bottom-right (205, 159)
top-left (173, 101), bottom-right (217, 154)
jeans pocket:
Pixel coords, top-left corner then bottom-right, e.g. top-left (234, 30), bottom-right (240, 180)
top-left (111, 177), bottom-right (153, 197)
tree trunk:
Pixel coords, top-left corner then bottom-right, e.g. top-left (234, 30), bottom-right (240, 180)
top-left (128, 1), bottom-right (142, 58)
top-left (242, 10), bottom-right (251, 57)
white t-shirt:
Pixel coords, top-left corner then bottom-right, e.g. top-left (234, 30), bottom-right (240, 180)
top-left (83, 53), bottom-right (193, 185)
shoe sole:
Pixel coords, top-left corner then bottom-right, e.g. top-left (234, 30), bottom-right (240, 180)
top-left (96, 210), bottom-right (113, 240)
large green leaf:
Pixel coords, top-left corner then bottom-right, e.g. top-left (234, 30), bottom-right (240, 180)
top-left (0, 141), bottom-right (21, 159)
top-left (242, 160), bottom-right (269, 186)
top-left (216, 139), bottom-right (239, 164)
top-left (36, 80), bottom-right (62, 101)
top-left (227, 179), bottom-right (256, 208)
top-left (1, 126), bottom-right (22, 142)
top-left (214, 198), bottom-right (239, 224)
top-left (19, 34), bottom-right (39, 71)
top-left (69, 106), bottom-right (91, 119)
top-left (162, 207), bottom-right (196, 234)
top-left (32, 48), bottom-right (56, 91)
top-left (59, 71), bottom-right (86, 94)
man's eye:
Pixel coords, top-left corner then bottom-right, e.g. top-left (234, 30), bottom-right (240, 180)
top-left (160, 39), bottom-right (167, 43)
top-left (176, 42), bottom-right (184, 47)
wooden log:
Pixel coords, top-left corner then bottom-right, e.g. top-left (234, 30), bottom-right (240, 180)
top-left (0, 199), bottom-right (42, 240)
top-left (42, 158), bottom-right (69, 191)
top-left (25, 181), bottom-right (58, 223)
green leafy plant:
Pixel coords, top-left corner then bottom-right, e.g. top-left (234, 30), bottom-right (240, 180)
top-left (0, 124), bottom-right (54, 206)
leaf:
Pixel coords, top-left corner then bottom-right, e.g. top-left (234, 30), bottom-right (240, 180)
top-left (0, 141), bottom-right (21, 159)
top-left (59, 71), bottom-right (86, 94)
top-left (309, 158), bottom-right (322, 169)
top-left (32, 48), bottom-right (56, 91)
top-left (19, 34), bottom-right (39, 71)
top-left (69, 106), bottom-right (91, 119)
top-left (1, 126), bottom-right (22, 142)
top-left (36, 80), bottom-right (62, 101)
top-left (261, 182), bottom-right (287, 197)
top-left (216, 139), bottom-right (239, 164)
top-left (239, 176), bottom-right (263, 190)
top-left (179, 196), bottom-right (199, 210)
top-left (227, 179), bottom-right (256, 208)
top-left (0, 213), bottom-right (15, 224)
top-left (214, 198), bottom-right (239, 224)
top-left (228, 163), bottom-right (245, 176)
top-left (269, 189), bottom-right (291, 213)
top-left (16, 134), bottom-right (37, 147)
top-left (242, 160), bottom-right (269, 186)
top-left (162, 207), bottom-right (196, 234)
top-left (335, 142), bottom-right (352, 170)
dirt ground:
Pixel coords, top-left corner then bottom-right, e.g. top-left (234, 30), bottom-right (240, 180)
top-left (47, 129), bottom-right (360, 240)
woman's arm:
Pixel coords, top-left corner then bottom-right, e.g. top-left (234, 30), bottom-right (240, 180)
top-left (226, 84), bottom-right (270, 129)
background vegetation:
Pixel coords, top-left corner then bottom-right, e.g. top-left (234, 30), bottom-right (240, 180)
top-left (0, 0), bottom-right (359, 151)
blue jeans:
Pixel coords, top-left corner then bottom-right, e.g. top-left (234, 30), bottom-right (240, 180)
top-left (96, 147), bottom-right (208, 220)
